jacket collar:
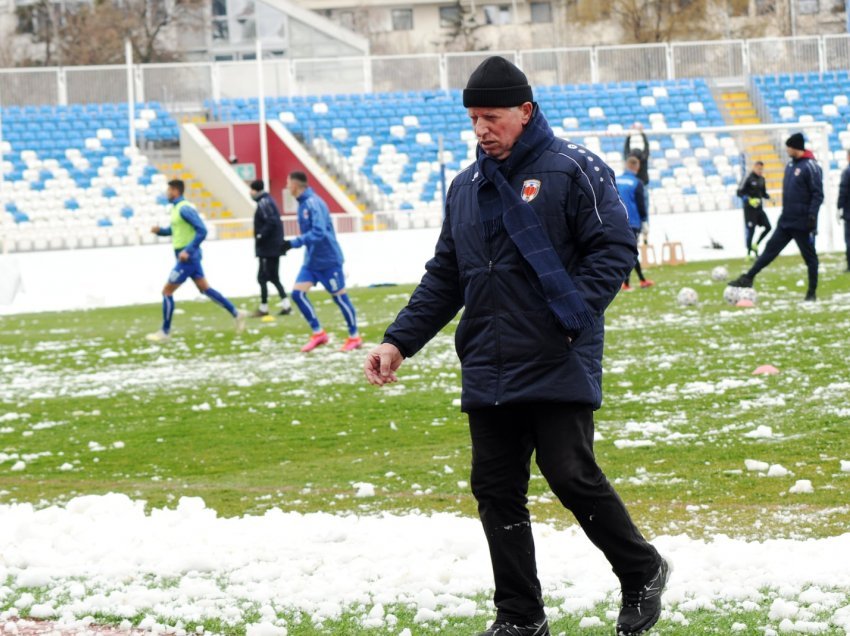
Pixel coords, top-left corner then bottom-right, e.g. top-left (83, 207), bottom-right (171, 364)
top-left (795, 150), bottom-right (816, 161)
top-left (476, 104), bottom-right (553, 178)
top-left (169, 195), bottom-right (185, 205)
top-left (296, 187), bottom-right (314, 203)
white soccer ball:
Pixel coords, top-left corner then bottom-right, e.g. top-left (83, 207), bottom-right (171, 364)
top-left (723, 285), bottom-right (742, 305)
top-left (677, 287), bottom-right (699, 307)
top-left (737, 287), bottom-right (758, 305)
top-left (711, 266), bottom-right (729, 282)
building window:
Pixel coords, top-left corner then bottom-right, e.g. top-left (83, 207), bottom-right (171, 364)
top-left (797, 0), bottom-right (818, 13)
top-left (755, 0), bottom-right (775, 14)
top-left (391, 8), bottom-right (413, 30)
top-left (439, 5), bottom-right (460, 27)
top-left (337, 9), bottom-right (355, 30)
top-left (483, 4), bottom-right (511, 24)
top-left (530, 1), bottom-right (552, 22)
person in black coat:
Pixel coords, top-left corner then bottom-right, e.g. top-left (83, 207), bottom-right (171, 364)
top-left (837, 149), bottom-right (850, 272)
top-left (624, 123), bottom-right (650, 187)
top-left (736, 161), bottom-right (772, 259)
top-left (364, 57), bottom-right (668, 636)
top-left (729, 133), bottom-right (823, 301)
top-left (250, 180), bottom-right (291, 317)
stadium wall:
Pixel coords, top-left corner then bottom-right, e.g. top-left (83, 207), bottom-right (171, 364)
top-left (197, 121), bottom-right (360, 216)
top-left (0, 207), bottom-right (838, 316)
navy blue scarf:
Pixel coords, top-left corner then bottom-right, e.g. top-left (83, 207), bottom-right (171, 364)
top-left (476, 108), bottom-right (595, 333)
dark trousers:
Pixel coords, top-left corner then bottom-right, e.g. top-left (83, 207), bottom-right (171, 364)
top-left (625, 229), bottom-right (645, 285)
top-left (744, 215), bottom-right (772, 252)
top-left (844, 220), bottom-right (850, 270)
top-left (746, 225), bottom-right (818, 293)
top-left (468, 403), bottom-right (660, 623)
top-left (258, 256), bottom-right (287, 304)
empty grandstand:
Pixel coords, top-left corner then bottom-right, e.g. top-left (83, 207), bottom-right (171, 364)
top-left (2, 35), bottom-right (849, 253)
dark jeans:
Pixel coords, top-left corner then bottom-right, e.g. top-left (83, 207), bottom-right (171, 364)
top-left (625, 228), bottom-right (645, 285)
top-left (258, 256), bottom-right (287, 304)
top-left (468, 403), bottom-right (660, 623)
top-left (746, 225), bottom-right (818, 293)
top-left (844, 219), bottom-right (850, 270)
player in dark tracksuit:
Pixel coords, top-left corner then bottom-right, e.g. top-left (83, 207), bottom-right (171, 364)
top-left (838, 150), bottom-right (850, 272)
top-left (737, 161), bottom-right (772, 259)
top-left (729, 133), bottom-right (823, 301)
top-left (624, 125), bottom-right (650, 212)
top-left (250, 179), bottom-right (291, 317)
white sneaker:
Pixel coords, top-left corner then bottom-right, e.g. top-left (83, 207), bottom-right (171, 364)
top-left (280, 297), bottom-right (292, 311)
top-left (235, 310), bottom-right (247, 334)
top-left (145, 330), bottom-right (170, 343)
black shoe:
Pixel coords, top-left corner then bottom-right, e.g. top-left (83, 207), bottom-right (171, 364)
top-left (728, 274), bottom-right (754, 288)
top-left (616, 558), bottom-right (670, 636)
top-left (250, 309), bottom-right (269, 318)
top-left (278, 307), bottom-right (292, 315)
top-left (476, 618), bottom-right (550, 636)
top-left (804, 291), bottom-right (816, 302)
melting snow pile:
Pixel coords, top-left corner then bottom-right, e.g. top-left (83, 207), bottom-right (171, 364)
top-left (1, 495), bottom-right (850, 633)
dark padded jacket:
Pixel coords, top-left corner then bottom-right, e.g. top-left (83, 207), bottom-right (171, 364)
top-left (253, 192), bottom-right (284, 258)
top-left (780, 151), bottom-right (823, 232)
top-left (383, 119), bottom-right (636, 412)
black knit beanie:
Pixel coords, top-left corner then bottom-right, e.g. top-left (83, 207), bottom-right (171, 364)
top-left (786, 132), bottom-right (805, 151)
top-left (462, 57), bottom-right (533, 108)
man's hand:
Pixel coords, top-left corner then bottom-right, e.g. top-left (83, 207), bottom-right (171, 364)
top-left (807, 215), bottom-right (818, 231)
top-left (150, 225), bottom-right (160, 235)
top-left (640, 221), bottom-right (649, 236)
top-left (364, 343), bottom-right (404, 386)
top-left (281, 239), bottom-right (292, 256)
top-left (178, 250), bottom-right (190, 262)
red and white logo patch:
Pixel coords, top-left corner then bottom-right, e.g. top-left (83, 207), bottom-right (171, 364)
top-left (521, 179), bottom-right (541, 203)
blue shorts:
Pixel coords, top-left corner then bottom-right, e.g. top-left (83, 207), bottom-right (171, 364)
top-left (168, 258), bottom-right (205, 285)
top-left (296, 265), bottom-right (346, 293)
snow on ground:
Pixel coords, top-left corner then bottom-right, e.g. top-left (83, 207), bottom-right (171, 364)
top-left (1, 495), bottom-right (850, 634)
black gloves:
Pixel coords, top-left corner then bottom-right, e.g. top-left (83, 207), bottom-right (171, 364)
top-left (807, 215), bottom-right (817, 232)
top-left (281, 239), bottom-right (292, 255)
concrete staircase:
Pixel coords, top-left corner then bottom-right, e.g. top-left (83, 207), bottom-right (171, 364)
top-left (156, 160), bottom-right (233, 221)
top-left (716, 89), bottom-right (784, 204)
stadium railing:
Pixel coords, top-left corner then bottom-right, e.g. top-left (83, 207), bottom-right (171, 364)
top-left (2, 34), bottom-right (850, 111)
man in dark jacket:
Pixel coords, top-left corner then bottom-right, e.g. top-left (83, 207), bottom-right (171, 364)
top-left (250, 180), bottom-right (291, 317)
top-left (624, 123), bottom-right (650, 187)
top-left (729, 133), bottom-right (823, 301)
top-left (737, 161), bottom-right (772, 259)
top-left (364, 57), bottom-right (668, 636)
top-left (838, 149), bottom-right (850, 272)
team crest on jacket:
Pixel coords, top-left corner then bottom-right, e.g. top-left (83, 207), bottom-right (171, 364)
top-left (794, 168), bottom-right (801, 176)
top-left (521, 179), bottom-right (541, 202)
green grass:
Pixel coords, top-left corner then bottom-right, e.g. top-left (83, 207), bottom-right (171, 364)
top-left (1, 252), bottom-right (850, 634)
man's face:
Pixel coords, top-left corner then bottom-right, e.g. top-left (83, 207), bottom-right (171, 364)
top-left (468, 103), bottom-right (533, 160)
top-left (753, 164), bottom-right (764, 177)
top-left (286, 177), bottom-right (299, 197)
top-left (786, 146), bottom-right (802, 159)
top-left (166, 186), bottom-right (179, 201)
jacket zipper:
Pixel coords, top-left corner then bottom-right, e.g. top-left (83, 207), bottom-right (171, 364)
top-left (487, 240), bottom-right (502, 406)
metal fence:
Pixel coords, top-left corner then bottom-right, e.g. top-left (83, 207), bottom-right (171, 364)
top-left (1, 33), bottom-right (849, 110)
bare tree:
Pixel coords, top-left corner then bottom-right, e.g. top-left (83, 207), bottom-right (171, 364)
top-left (15, 0), bottom-right (59, 65)
top-left (610, 0), bottom-right (711, 43)
top-left (15, 0), bottom-right (204, 67)
top-left (434, 0), bottom-right (488, 52)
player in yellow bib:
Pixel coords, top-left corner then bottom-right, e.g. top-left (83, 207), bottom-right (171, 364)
top-left (146, 179), bottom-right (246, 343)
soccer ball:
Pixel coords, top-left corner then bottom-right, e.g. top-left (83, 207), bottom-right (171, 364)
top-left (723, 285), bottom-right (742, 305)
top-left (737, 287), bottom-right (758, 305)
top-left (711, 266), bottom-right (729, 282)
top-left (677, 287), bottom-right (699, 306)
